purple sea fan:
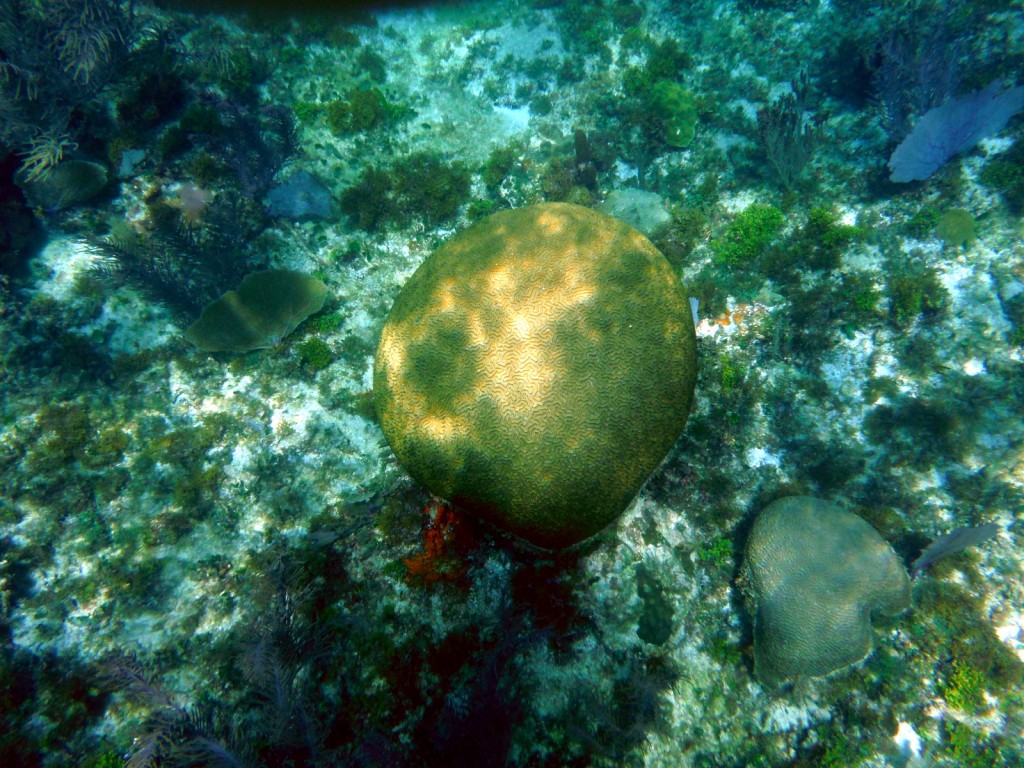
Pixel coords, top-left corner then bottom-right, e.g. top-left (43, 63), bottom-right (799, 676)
top-left (888, 81), bottom-right (1024, 182)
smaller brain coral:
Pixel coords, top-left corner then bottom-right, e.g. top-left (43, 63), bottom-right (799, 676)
top-left (742, 496), bottom-right (910, 684)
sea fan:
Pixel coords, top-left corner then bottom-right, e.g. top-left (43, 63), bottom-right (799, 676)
top-left (889, 81), bottom-right (1024, 182)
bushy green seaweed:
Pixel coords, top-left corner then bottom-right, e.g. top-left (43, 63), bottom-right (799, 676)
top-left (979, 139), bottom-right (1024, 213)
top-left (943, 661), bottom-right (988, 713)
top-left (886, 256), bottom-right (948, 329)
top-left (340, 152), bottom-right (471, 230)
top-left (326, 87), bottom-right (406, 134)
top-left (658, 207), bottom-right (708, 270)
top-left (902, 205), bottom-right (942, 239)
top-left (648, 80), bottom-right (698, 148)
top-left (710, 204), bottom-right (785, 266)
top-left (697, 536), bottom-right (733, 568)
top-left (297, 337), bottom-right (334, 371)
top-left (1004, 293), bottom-right (1024, 347)
top-left (482, 144), bottom-right (519, 188)
top-left (622, 38), bottom-right (691, 98)
top-left (467, 199), bottom-right (497, 220)
top-left (944, 721), bottom-right (1004, 768)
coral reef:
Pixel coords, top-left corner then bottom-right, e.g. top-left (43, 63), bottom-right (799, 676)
top-left (1, 1), bottom-right (1023, 766)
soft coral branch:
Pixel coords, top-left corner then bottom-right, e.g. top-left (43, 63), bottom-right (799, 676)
top-left (403, 500), bottom-right (475, 586)
top-left (0, 0), bottom-right (138, 177)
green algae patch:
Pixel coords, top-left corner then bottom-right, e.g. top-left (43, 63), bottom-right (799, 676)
top-left (374, 203), bottom-right (697, 548)
top-left (648, 80), bottom-right (698, 148)
top-left (297, 337), bottom-right (334, 371)
top-left (710, 204), bottom-right (784, 266)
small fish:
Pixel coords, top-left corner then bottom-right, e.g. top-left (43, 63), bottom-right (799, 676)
top-left (308, 529), bottom-right (341, 547)
top-left (910, 522), bottom-right (1002, 578)
top-left (689, 297), bottom-right (699, 326)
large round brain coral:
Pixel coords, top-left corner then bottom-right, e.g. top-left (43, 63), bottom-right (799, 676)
top-left (743, 496), bottom-right (911, 684)
top-left (374, 203), bottom-right (697, 548)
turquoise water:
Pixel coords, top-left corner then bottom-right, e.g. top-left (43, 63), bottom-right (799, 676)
top-left (1, 1), bottom-right (1023, 765)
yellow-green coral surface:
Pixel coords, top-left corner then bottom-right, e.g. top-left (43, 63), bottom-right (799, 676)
top-left (374, 203), bottom-right (697, 548)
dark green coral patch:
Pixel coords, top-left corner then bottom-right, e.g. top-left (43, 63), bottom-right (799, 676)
top-left (406, 323), bottom-right (480, 411)
top-left (936, 208), bottom-right (976, 248)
